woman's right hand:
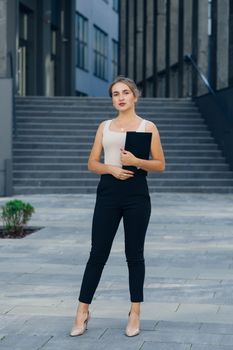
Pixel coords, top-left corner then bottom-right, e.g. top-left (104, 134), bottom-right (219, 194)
top-left (107, 165), bottom-right (134, 180)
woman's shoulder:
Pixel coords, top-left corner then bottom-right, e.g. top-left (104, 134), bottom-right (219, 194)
top-left (97, 119), bottom-right (112, 133)
top-left (143, 119), bottom-right (158, 132)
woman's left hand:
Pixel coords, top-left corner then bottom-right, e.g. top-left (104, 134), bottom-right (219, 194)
top-left (120, 149), bottom-right (138, 166)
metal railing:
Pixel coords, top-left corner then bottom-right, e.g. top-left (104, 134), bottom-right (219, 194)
top-left (184, 54), bottom-right (232, 126)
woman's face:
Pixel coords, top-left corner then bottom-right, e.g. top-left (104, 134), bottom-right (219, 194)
top-left (111, 82), bottom-right (137, 112)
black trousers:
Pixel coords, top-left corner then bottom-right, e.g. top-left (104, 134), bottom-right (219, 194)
top-left (78, 174), bottom-right (151, 304)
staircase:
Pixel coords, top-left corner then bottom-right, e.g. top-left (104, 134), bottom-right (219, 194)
top-left (13, 96), bottom-right (233, 194)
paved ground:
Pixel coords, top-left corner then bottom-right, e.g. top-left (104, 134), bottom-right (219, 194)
top-left (0, 191), bottom-right (233, 349)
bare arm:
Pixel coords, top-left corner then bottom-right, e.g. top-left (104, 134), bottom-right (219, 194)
top-left (120, 121), bottom-right (165, 172)
top-left (88, 122), bottom-right (135, 179)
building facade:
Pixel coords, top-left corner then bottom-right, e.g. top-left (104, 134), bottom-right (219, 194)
top-left (0, 0), bottom-right (119, 196)
top-left (75, 0), bottom-right (119, 96)
top-left (4, 0), bottom-right (76, 97)
top-left (119, 0), bottom-right (233, 97)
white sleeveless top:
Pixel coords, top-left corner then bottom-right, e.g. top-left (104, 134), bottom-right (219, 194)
top-left (102, 119), bottom-right (147, 168)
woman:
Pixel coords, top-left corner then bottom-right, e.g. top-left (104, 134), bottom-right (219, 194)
top-left (70, 76), bottom-right (165, 337)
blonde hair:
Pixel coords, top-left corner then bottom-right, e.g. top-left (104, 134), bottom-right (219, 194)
top-left (108, 76), bottom-right (141, 98)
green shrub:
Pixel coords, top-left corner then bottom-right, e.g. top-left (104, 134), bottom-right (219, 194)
top-left (1, 199), bottom-right (35, 236)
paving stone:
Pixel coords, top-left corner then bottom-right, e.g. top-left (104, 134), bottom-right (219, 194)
top-left (0, 193), bottom-right (233, 349)
top-left (0, 335), bottom-right (52, 350)
top-left (141, 342), bottom-right (191, 350)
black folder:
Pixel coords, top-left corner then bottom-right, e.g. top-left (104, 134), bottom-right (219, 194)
top-left (122, 132), bottom-right (152, 175)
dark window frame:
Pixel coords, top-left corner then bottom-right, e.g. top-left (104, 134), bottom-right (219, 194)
top-left (75, 12), bottom-right (89, 71)
top-left (93, 25), bottom-right (108, 81)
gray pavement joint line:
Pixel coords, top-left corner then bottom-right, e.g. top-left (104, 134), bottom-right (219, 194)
top-left (216, 305), bottom-right (221, 313)
top-left (98, 327), bottom-right (109, 339)
top-left (36, 335), bottom-right (54, 350)
top-left (139, 340), bottom-right (146, 350)
top-left (3, 306), bottom-right (16, 315)
top-left (153, 320), bottom-right (159, 330)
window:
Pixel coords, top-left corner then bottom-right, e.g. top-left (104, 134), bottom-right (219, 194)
top-left (112, 39), bottom-right (118, 79)
top-left (75, 12), bottom-right (88, 70)
top-left (93, 25), bottom-right (108, 80)
top-left (112, 0), bottom-right (119, 12)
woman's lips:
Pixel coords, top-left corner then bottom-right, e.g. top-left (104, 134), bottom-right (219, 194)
top-left (119, 103), bottom-right (126, 106)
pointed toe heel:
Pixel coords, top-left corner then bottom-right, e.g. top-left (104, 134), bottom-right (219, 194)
top-left (125, 311), bottom-right (140, 337)
top-left (70, 311), bottom-right (90, 337)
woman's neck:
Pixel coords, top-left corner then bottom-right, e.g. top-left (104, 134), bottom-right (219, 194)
top-left (117, 109), bottom-right (137, 121)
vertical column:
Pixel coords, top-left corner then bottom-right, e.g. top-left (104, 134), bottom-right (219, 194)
top-left (67, 0), bottom-right (76, 95)
top-left (229, 1), bottom-right (233, 86)
top-left (157, 0), bottom-right (166, 96)
top-left (133, 0), bottom-right (137, 81)
top-left (152, 0), bottom-right (158, 97)
top-left (119, 0), bottom-right (126, 75)
top-left (0, 0), bottom-right (7, 77)
top-left (183, 0), bottom-right (192, 96)
top-left (170, 0), bottom-right (179, 97)
top-left (37, 0), bottom-right (52, 95)
top-left (136, 0), bottom-right (143, 84)
top-left (128, 1), bottom-right (135, 78)
top-left (192, 0), bottom-right (198, 96)
top-left (178, 0), bottom-right (184, 97)
top-left (146, 0), bottom-right (154, 96)
top-left (197, 0), bottom-right (209, 95)
top-left (142, 0), bottom-right (147, 96)
top-left (209, 0), bottom-right (217, 89)
top-left (165, 0), bottom-right (170, 97)
top-left (125, 0), bottom-right (129, 76)
top-left (216, 0), bottom-right (229, 89)
top-left (0, 0), bottom-right (13, 195)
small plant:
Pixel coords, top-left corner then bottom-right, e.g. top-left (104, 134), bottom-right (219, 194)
top-left (1, 199), bottom-right (35, 237)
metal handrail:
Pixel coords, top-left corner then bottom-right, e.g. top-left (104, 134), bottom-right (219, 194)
top-left (184, 54), bottom-right (217, 97)
top-left (184, 54), bottom-right (233, 125)
top-left (7, 51), bottom-right (17, 136)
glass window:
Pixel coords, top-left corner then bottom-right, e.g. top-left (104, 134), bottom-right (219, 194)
top-left (112, 0), bottom-right (119, 12)
top-left (75, 12), bottom-right (88, 71)
top-left (93, 25), bottom-right (108, 80)
top-left (112, 39), bottom-right (118, 79)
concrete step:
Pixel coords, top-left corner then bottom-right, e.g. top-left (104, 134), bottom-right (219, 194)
top-left (13, 178), bottom-right (233, 187)
top-left (13, 163), bottom-right (230, 172)
top-left (16, 105), bottom-right (199, 112)
top-left (13, 156), bottom-right (227, 164)
top-left (15, 129), bottom-right (212, 137)
top-left (13, 142), bottom-right (219, 151)
top-left (13, 136), bottom-right (216, 144)
top-left (15, 96), bottom-right (192, 104)
top-left (13, 170), bottom-right (233, 180)
top-left (13, 96), bottom-right (233, 194)
top-left (13, 185), bottom-right (233, 194)
top-left (16, 124), bottom-right (210, 131)
top-left (13, 149), bottom-right (222, 157)
top-left (13, 136), bottom-right (214, 145)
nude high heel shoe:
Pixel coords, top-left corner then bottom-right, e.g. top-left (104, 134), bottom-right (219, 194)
top-left (70, 311), bottom-right (90, 337)
top-left (125, 311), bottom-right (140, 337)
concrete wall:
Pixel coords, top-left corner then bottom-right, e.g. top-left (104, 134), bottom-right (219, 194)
top-left (195, 86), bottom-right (233, 170)
top-left (0, 0), bottom-right (7, 77)
top-left (0, 79), bottom-right (12, 196)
